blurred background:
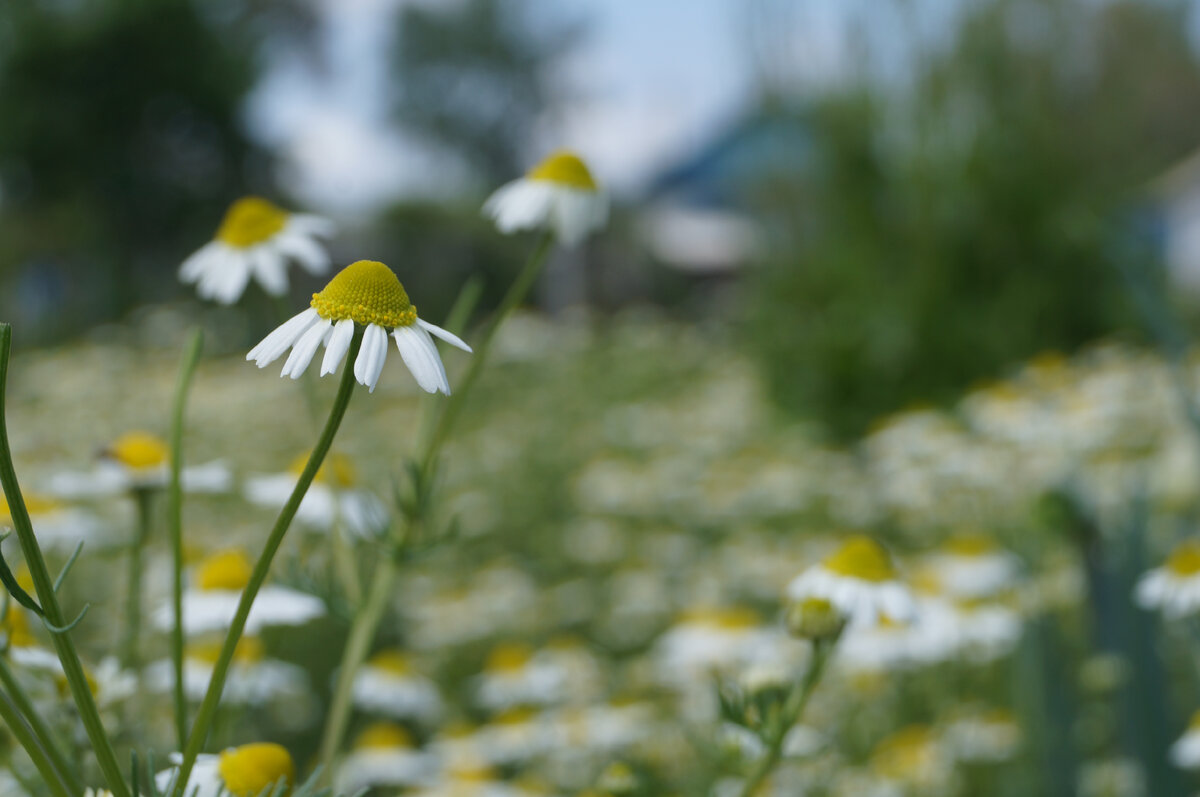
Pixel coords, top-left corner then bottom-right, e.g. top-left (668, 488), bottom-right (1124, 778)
top-left (11, 1), bottom-right (1200, 795)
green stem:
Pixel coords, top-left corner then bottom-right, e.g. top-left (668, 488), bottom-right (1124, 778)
top-left (168, 328), bottom-right (204, 750)
top-left (419, 232), bottom-right (553, 477)
top-left (0, 324), bottom-right (131, 797)
top-left (124, 488), bottom-right (154, 671)
top-left (738, 636), bottom-right (838, 797)
top-left (316, 551), bottom-right (399, 772)
top-left (0, 688), bottom-right (72, 797)
top-left (171, 329), bottom-right (362, 797)
top-left (0, 655), bottom-right (82, 795)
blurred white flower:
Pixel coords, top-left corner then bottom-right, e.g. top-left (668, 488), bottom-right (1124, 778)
top-left (785, 536), bottom-right (915, 627)
top-left (47, 431), bottom-right (231, 497)
top-left (922, 533), bottom-right (1021, 599)
top-left (334, 722), bottom-right (436, 793)
top-left (1135, 539), bottom-right (1200, 618)
top-left (156, 743), bottom-right (294, 797)
top-left (0, 493), bottom-right (107, 551)
top-left (245, 452), bottom-right (388, 539)
top-left (146, 637), bottom-right (307, 705)
top-left (945, 708), bottom-right (1021, 763)
top-left (1170, 710), bottom-right (1200, 769)
top-left (484, 150), bottom-right (609, 246)
top-left (180, 196), bottom-right (334, 305)
top-left (351, 649), bottom-right (443, 724)
top-left (248, 260), bottom-right (470, 394)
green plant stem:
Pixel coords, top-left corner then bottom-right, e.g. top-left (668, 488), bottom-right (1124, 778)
top-left (315, 549), bottom-right (399, 771)
top-left (0, 323), bottom-right (131, 797)
top-left (419, 232), bottom-right (553, 476)
top-left (738, 636), bottom-right (838, 797)
top-left (171, 329), bottom-right (362, 797)
top-left (123, 487), bottom-right (154, 671)
top-left (0, 688), bottom-right (72, 797)
top-left (168, 328), bottom-right (204, 750)
top-left (0, 655), bottom-right (82, 795)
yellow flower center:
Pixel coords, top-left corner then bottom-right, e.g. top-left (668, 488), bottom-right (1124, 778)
top-left (368, 649), bottom-right (413, 676)
top-left (0, 494), bottom-right (62, 522)
top-left (195, 549), bottom-right (253, 591)
top-left (1167, 540), bottom-right (1200, 577)
top-left (942, 533), bottom-right (998, 558)
top-left (824, 535), bottom-right (898, 582)
top-left (527, 150), bottom-right (598, 190)
top-left (216, 197), bottom-right (288, 249)
top-left (287, 452), bottom-right (358, 488)
top-left (188, 636), bottom-right (264, 665)
top-left (485, 642), bottom-right (534, 673)
top-left (107, 432), bottom-right (169, 470)
top-left (310, 260), bottom-right (417, 328)
top-left (217, 743), bottom-right (295, 797)
top-left (354, 722), bottom-right (413, 750)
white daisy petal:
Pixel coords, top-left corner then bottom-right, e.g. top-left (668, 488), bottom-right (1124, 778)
top-left (393, 324), bottom-right (449, 395)
top-left (274, 231), bottom-right (331, 275)
top-left (321, 319), bottom-right (356, 376)
top-left (247, 307), bottom-right (321, 366)
top-left (416, 318), bottom-right (472, 352)
top-left (251, 246), bottom-right (289, 296)
top-left (282, 319), bottom-right (333, 379)
top-left (353, 324), bottom-right (389, 392)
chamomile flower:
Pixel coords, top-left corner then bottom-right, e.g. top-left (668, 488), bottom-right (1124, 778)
top-left (351, 649), bottom-right (444, 724)
top-left (48, 431), bottom-right (232, 497)
top-left (922, 533), bottom-right (1021, 600)
top-left (151, 548), bottom-right (325, 635)
top-left (334, 723), bottom-right (436, 793)
top-left (1135, 539), bottom-right (1200, 618)
top-left (247, 259), bottom-right (471, 394)
top-left (474, 642), bottom-right (570, 711)
top-left (156, 743), bottom-right (295, 797)
top-left (484, 150), bottom-right (609, 246)
top-left (245, 452), bottom-right (388, 539)
top-left (147, 637), bottom-right (308, 705)
top-left (1170, 710), bottom-right (1200, 769)
top-left (180, 196), bottom-right (334, 304)
top-left (0, 493), bottom-right (105, 551)
top-left (785, 535), bottom-right (915, 627)
top-left (945, 708), bottom-right (1021, 763)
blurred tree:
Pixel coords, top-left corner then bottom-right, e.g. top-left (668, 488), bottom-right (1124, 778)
top-left (389, 0), bottom-right (579, 187)
top-left (746, 0), bottom-right (1200, 439)
top-left (0, 0), bottom-right (315, 338)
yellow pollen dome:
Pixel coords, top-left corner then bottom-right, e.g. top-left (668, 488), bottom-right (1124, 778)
top-left (310, 260), bottom-right (417, 328)
top-left (527, 150), bottom-right (598, 191)
top-left (107, 432), bottom-right (169, 470)
top-left (196, 549), bottom-right (254, 591)
top-left (1166, 540), bottom-right (1200, 577)
top-left (942, 533), bottom-right (998, 558)
top-left (485, 642), bottom-right (534, 673)
top-left (368, 649), bottom-right (413, 676)
top-left (216, 197), bottom-right (289, 249)
top-left (824, 535), bottom-right (898, 582)
top-left (288, 452), bottom-right (358, 488)
top-left (217, 743), bottom-right (295, 797)
top-left (354, 721), bottom-right (414, 750)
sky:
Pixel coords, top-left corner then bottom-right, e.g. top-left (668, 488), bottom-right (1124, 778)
top-left (245, 0), bottom-right (870, 216)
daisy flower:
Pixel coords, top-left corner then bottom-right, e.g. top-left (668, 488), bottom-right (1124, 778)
top-left (245, 452), bottom-right (388, 539)
top-left (156, 742), bottom-right (294, 797)
top-left (334, 723), bottom-right (436, 794)
top-left (473, 642), bottom-right (570, 711)
top-left (922, 533), bottom-right (1021, 600)
top-left (484, 150), bottom-right (609, 246)
top-left (150, 548), bottom-right (325, 635)
top-left (247, 259), bottom-right (471, 394)
top-left (180, 196), bottom-right (334, 305)
top-left (1171, 710), bottom-right (1200, 769)
top-left (48, 431), bottom-right (232, 497)
top-left (147, 637), bottom-right (308, 705)
top-left (1135, 539), bottom-right (1200, 618)
top-left (785, 535), bottom-right (915, 627)
top-left (945, 708), bottom-right (1021, 763)
top-left (351, 649), bottom-right (444, 724)
top-left (0, 493), bottom-right (105, 551)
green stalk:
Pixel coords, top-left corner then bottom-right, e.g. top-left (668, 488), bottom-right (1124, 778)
top-left (171, 329), bottom-right (362, 797)
top-left (738, 636), bottom-right (838, 797)
top-left (168, 328), bottom-right (204, 750)
top-left (315, 549), bottom-right (399, 770)
top-left (123, 487), bottom-right (154, 671)
top-left (0, 688), bottom-right (72, 797)
top-left (0, 323), bottom-right (131, 797)
top-left (0, 655), bottom-right (82, 795)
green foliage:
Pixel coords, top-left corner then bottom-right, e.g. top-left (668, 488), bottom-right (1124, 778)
top-left (745, 0), bottom-right (1200, 439)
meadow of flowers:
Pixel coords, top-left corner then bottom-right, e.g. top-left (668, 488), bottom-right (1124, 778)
top-left (2, 151), bottom-right (1200, 797)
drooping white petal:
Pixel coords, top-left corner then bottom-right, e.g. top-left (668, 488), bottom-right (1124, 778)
top-left (282, 319), bottom-right (333, 379)
top-left (321, 319), bottom-right (356, 376)
top-left (247, 307), bottom-right (321, 366)
top-left (179, 241), bottom-right (221, 282)
top-left (353, 323), bottom-right (389, 392)
top-left (416, 318), bottom-right (472, 352)
top-left (287, 213), bottom-right (336, 238)
top-left (200, 250), bottom-right (253, 305)
top-left (393, 324), bottom-right (450, 395)
top-left (274, 230), bottom-right (331, 275)
top-left (250, 246), bottom-right (289, 296)
top-left (483, 180), bottom-right (556, 234)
